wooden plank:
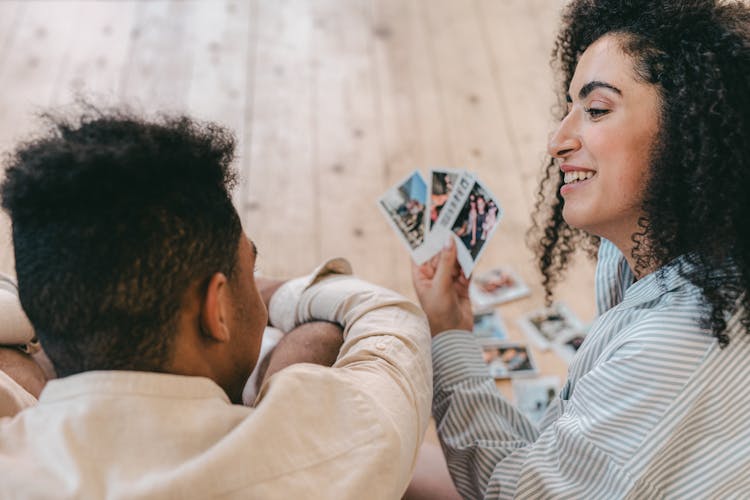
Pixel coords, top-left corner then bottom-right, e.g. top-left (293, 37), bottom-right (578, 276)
top-left (0, 1), bottom-right (86, 151)
top-left (0, 2), bottom-right (25, 74)
top-left (118, 0), bottom-right (196, 112)
top-left (48, 2), bottom-right (138, 107)
top-left (241, 0), bottom-right (319, 277)
top-left (182, 0), bottom-right (253, 214)
top-left (0, 1), bottom-right (87, 276)
top-left (184, 0), bottom-right (251, 135)
top-left (369, 0), bottom-right (455, 296)
top-left (371, 0), bottom-right (454, 170)
top-left (0, 1), bottom-right (26, 277)
top-left (308, 0), bottom-right (401, 291)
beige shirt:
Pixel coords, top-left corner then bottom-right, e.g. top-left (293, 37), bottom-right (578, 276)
top-left (0, 370), bottom-right (36, 418)
top-left (0, 273), bottom-right (432, 499)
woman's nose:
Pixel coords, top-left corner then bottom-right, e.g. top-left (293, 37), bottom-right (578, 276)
top-left (547, 115), bottom-right (581, 158)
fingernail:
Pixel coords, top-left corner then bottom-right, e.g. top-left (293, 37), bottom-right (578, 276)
top-left (443, 237), bottom-right (452, 250)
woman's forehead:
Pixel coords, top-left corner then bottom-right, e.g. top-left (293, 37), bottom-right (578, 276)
top-left (569, 35), bottom-right (636, 96)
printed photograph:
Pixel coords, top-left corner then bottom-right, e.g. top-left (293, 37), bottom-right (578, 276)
top-left (473, 310), bottom-right (508, 341)
top-left (470, 266), bottom-right (531, 309)
top-left (552, 324), bottom-right (591, 364)
top-left (451, 181), bottom-right (501, 260)
top-left (429, 170), bottom-right (459, 229)
top-left (481, 342), bottom-right (536, 379)
top-left (378, 171), bottom-right (428, 250)
top-left (512, 376), bottom-right (560, 425)
top-left (518, 302), bottom-right (585, 350)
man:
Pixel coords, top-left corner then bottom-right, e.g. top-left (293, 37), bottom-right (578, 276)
top-left (0, 109), bottom-right (432, 498)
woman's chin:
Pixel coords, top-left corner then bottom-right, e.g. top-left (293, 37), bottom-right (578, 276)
top-left (561, 207), bottom-right (585, 230)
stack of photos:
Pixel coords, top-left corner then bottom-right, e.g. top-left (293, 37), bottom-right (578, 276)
top-left (378, 169), bottom-right (503, 276)
top-left (517, 302), bottom-right (587, 360)
top-left (512, 376), bottom-right (561, 425)
top-left (481, 342), bottom-right (537, 379)
top-left (470, 266), bottom-right (531, 310)
top-left (473, 310), bottom-right (508, 341)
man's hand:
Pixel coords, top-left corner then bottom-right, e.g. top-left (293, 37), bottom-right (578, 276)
top-left (411, 238), bottom-right (473, 337)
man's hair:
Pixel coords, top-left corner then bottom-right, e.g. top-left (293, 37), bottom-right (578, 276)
top-left (528, 0), bottom-right (750, 345)
top-left (0, 107), bottom-right (242, 376)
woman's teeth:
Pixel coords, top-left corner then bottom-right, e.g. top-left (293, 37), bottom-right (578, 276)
top-left (564, 170), bottom-right (595, 184)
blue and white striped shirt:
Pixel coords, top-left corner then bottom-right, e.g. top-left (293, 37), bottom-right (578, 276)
top-left (432, 239), bottom-right (750, 498)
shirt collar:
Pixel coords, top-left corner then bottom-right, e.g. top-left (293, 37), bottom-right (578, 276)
top-left (39, 370), bottom-right (231, 404)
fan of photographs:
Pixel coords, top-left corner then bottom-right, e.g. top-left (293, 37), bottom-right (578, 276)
top-left (378, 169), bottom-right (502, 277)
top-left (517, 302), bottom-right (589, 363)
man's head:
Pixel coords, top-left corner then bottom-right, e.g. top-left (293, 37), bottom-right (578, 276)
top-left (0, 107), bottom-right (267, 402)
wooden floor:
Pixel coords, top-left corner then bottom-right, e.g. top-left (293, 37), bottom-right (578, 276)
top-left (0, 0), bottom-right (596, 379)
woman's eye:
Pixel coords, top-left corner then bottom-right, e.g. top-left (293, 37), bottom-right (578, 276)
top-left (584, 107), bottom-right (609, 118)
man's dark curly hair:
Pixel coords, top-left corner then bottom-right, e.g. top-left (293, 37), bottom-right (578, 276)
top-left (529, 0), bottom-right (750, 345)
top-left (0, 107), bottom-right (242, 376)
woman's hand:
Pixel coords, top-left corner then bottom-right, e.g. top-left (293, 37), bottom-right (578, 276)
top-left (411, 238), bottom-right (473, 337)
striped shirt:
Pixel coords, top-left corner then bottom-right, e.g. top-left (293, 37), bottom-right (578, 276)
top-left (432, 239), bottom-right (750, 499)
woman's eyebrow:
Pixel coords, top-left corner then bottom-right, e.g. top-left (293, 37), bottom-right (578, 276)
top-left (566, 80), bottom-right (623, 102)
top-left (578, 80), bottom-right (622, 99)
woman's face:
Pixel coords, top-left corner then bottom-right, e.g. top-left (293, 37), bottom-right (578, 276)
top-left (547, 34), bottom-right (661, 248)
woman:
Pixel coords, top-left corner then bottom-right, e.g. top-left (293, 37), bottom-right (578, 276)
top-left (459, 195), bottom-right (478, 250)
top-left (411, 0), bottom-right (750, 497)
top-left (472, 196), bottom-right (486, 249)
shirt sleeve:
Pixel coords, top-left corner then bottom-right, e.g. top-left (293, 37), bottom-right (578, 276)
top-left (432, 325), bottom-right (712, 499)
top-left (0, 275), bottom-right (36, 348)
top-left (259, 269), bottom-right (433, 498)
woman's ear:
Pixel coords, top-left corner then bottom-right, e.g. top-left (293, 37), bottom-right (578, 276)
top-left (199, 272), bottom-right (231, 343)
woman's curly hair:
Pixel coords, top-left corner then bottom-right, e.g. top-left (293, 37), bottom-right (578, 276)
top-left (529, 0), bottom-right (750, 345)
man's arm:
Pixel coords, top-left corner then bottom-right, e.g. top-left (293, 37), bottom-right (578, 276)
top-left (253, 275), bottom-right (344, 395)
top-left (256, 260), bottom-right (432, 498)
top-left (253, 321), bottom-right (343, 395)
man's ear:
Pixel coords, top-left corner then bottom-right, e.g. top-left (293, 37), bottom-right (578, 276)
top-left (199, 272), bottom-right (231, 343)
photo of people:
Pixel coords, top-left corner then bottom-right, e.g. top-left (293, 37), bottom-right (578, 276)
top-left (481, 342), bottom-right (536, 378)
top-left (429, 170), bottom-right (459, 229)
top-left (451, 181), bottom-right (500, 260)
top-left (380, 168), bottom-right (502, 274)
top-left (473, 310), bottom-right (508, 341)
top-left (470, 266), bottom-right (531, 309)
top-left (565, 335), bottom-right (586, 351)
top-left (529, 309), bottom-right (569, 342)
top-left (378, 171), bottom-right (427, 250)
top-left (512, 376), bottom-right (560, 425)
top-left (518, 302), bottom-right (586, 351)
top-left (551, 323), bottom-right (591, 364)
